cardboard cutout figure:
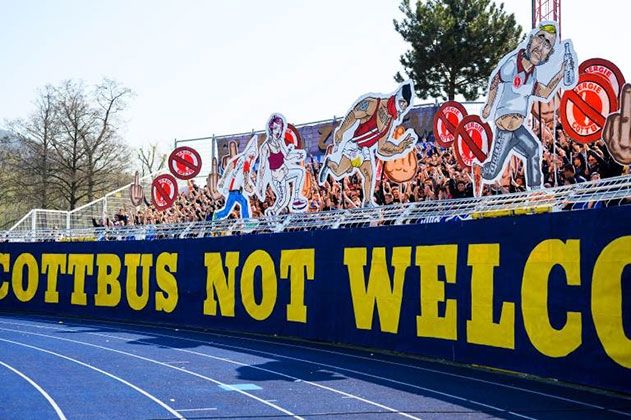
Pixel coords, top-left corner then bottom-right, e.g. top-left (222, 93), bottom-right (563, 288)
top-left (256, 113), bottom-right (308, 216)
top-left (383, 126), bottom-right (419, 183)
top-left (474, 21), bottom-right (578, 197)
top-left (603, 83), bottom-right (631, 165)
top-left (318, 80), bottom-right (418, 207)
top-left (213, 135), bottom-right (258, 220)
top-left (129, 171), bottom-right (144, 206)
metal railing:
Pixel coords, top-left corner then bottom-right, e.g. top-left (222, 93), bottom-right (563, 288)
top-left (2, 175), bottom-right (629, 243)
top-left (7, 170), bottom-right (166, 233)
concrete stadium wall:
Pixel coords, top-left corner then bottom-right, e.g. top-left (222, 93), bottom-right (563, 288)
top-left (0, 206), bottom-right (630, 393)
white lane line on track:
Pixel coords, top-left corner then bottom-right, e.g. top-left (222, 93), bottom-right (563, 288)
top-left (0, 320), bottom-right (424, 419)
top-left (176, 407), bottom-right (217, 412)
top-left (87, 327), bottom-right (533, 419)
top-left (0, 327), bottom-right (302, 420)
top-left (3, 317), bottom-right (616, 413)
top-left (31, 317), bottom-right (619, 412)
top-left (13, 320), bottom-right (527, 420)
top-left (0, 339), bottom-right (182, 419)
top-left (0, 360), bottom-right (68, 420)
top-left (182, 329), bottom-right (611, 410)
top-left (207, 335), bottom-right (615, 411)
top-left (0, 320), bottom-right (535, 419)
top-left (90, 331), bottom-right (424, 420)
top-left (5, 318), bottom-right (627, 418)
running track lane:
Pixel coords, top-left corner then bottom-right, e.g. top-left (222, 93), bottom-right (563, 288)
top-left (0, 314), bottom-right (629, 419)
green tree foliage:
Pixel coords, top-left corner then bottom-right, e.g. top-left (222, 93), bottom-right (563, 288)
top-left (394, 0), bottom-right (523, 101)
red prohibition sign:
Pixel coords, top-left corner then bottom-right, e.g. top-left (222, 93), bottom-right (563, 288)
top-left (433, 101), bottom-right (468, 148)
top-left (453, 115), bottom-right (493, 169)
top-left (560, 73), bottom-right (618, 144)
top-left (579, 58), bottom-right (626, 98)
top-left (168, 146), bottom-right (202, 180)
top-left (284, 123), bottom-right (303, 149)
top-left (151, 174), bottom-right (178, 211)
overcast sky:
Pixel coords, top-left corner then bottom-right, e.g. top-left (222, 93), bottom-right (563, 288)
top-left (1, 0), bottom-right (629, 152)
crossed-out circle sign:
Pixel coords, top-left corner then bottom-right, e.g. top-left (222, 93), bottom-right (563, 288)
top-left (433, 101), bottom-right (468, 147)
top-left (168, 146), bottom-right (202, 180)
top-left (560, 73), bottom-right (618, 144)
top-left (579, 58), bottom-right (626, 97)
top-left (151, 174), bottom-right (178, 211)
top-left (453, 115), bottom-right (493, 169)
top-left (284, 123), bottom-right (303, 149)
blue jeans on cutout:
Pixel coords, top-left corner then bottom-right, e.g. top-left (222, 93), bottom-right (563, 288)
top-left (214, 190), bottom-right (249, 220)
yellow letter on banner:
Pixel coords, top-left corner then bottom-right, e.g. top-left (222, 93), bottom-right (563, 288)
top-left (592, 236), bottom-right (631, 368)
top-left (344, 247), bottom-right (411, 333)
top-left (466, 244), bottom-right (515, 349)
top-left (155, 252), bottom-right (179, 313)
top-left (42, 254), bottom-right (67, 304)
top-left (280, 249), bottom-right (315, 323)
top-left (95, 254), bottom-right (122, 307)
top-left (11, 253), bottom-right (39, 302)
top-left (416, 245), bottom-right (458, 340)
top-left (0, 254), bottom-right (10, 300)
top-left (68, 254), bottom-right (94, 306)
top-left (12, 253), bottom-right (39, 303)
top-left (125, 254), bottom-right (153, 311)
top-left (241, 250), bottom-right (277, 321)
top-left (204, 252), bottom-right (239, 317)
top-left (522, 239), bottom-right (582, 357)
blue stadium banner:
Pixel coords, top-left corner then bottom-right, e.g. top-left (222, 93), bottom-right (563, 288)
top-left (1, 205), bottom-right (630, 393)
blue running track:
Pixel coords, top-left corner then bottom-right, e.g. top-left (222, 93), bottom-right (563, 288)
top-left (0, 313), bottom-right (629, 419)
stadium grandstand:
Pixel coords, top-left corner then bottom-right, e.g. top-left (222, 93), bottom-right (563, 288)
top-left (2, 1), bottom-right (631, 415)
top-left (2, 101), bottom-right (630, 243)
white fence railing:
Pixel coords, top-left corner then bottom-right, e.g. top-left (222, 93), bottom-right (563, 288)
top-left (7, 170), bottom-right (166, 233)
top-left (2, 174), bottom-right (629, 243)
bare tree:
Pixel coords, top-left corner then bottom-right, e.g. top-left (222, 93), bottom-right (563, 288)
top-left (0, 131), bottom-right (28, 228)
top-left (51, 80), bottom-right (92, 210)
top-left (137, 142), bottom-right (167, 177)
top-left (6, 85), bottom-right (61, 209)
top-left (4, 78), bottom-right (134, 212)
top-left (82, 79), bottom-right (133, 201)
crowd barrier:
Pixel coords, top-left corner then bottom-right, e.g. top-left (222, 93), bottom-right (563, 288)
top-left (0, 205), bottom-right (629, 393)
top-left (4, 174), bottom-right (631, 243)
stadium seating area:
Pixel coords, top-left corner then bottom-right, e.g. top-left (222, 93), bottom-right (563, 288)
top-left (95, 126), bottom-right (627, 227)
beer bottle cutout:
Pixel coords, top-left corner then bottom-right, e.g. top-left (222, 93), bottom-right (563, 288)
top-left (563, 42), bottom-right (576, 87)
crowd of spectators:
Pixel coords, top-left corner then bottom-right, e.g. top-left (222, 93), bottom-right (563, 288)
top-left (94, 115), bottom-right (628, 228)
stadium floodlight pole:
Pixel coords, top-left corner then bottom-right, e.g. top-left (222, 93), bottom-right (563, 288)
top-left (534, 0), bottom-right (561, 35)
top-left (533, 0), bottom-right (541, 171)
top-left (559, 0), bottom-right (562, 37)
top-left (534, 0), bottom-right (563, 188)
